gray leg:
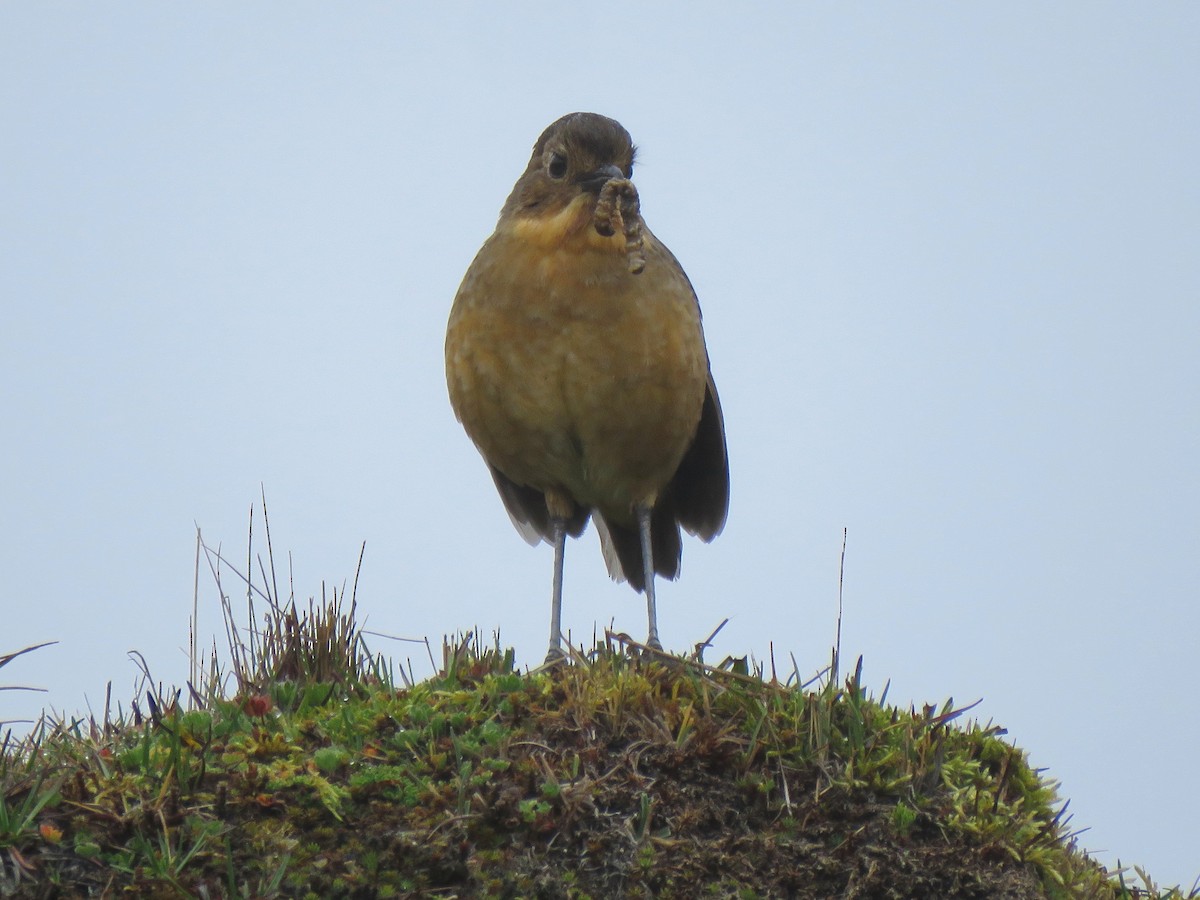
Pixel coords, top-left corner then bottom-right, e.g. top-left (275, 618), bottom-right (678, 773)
top-left (636, 505), bottom-right (662, 650)
top-left (544, 517), bottom-right (567, 662)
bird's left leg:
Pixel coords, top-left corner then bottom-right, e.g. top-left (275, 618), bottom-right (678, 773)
top-left (636, 504), bottom-right (663, 650)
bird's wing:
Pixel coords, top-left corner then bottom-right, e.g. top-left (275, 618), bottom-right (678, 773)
top-left (488, 464), bottom-right (589, 544)
top-left (671, 373), bottom-right (730, 542)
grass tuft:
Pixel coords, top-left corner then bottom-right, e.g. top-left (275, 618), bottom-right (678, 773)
top-left (1, 513), bottom-right (1193, 898)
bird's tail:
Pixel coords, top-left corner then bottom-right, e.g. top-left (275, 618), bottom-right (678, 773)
top-left (594, 505), bottom-right (683, 593)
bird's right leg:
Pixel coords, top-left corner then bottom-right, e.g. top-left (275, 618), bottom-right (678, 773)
top-left (544, 515), bottom-right (567, 663)
top-left (543, 488), bottom-right (576, 664)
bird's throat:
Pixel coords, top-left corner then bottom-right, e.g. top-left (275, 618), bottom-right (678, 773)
top-left (507, 194), bottom-right (629, 256)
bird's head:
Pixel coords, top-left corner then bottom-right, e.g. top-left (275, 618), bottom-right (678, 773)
top-left (500, 112), bottom-right (638, 221)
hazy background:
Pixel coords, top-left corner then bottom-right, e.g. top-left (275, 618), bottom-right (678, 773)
top-left (2, 4), bottom-right (1196, 887)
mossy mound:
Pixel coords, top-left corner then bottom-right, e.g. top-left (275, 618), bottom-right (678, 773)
top-left (0, 642), bottom-right (1179, 898)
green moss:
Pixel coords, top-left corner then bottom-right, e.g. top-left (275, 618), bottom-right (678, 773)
top-left (0, 641), bottom-right (1191, 898)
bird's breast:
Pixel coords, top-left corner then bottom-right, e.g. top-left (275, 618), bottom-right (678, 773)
top-left (446, 217), bottom-right (708, 520)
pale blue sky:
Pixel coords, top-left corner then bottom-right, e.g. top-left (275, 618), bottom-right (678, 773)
top-left (2, 4), bottom-right (1197, 887)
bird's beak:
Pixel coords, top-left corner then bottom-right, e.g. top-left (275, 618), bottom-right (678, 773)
top-left (576, 164), bottom-right (625, 194)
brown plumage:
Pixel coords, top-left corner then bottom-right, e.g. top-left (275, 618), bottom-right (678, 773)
top-left (445, 112), bottom-right (728, 659)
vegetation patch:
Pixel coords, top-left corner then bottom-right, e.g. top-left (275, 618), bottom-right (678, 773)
top-left (0, 630), bottom-right (1191, 898)
top-left (1, 520), bottom-right (1192, 897)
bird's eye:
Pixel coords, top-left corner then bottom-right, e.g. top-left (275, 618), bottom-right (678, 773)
top-left (547, 152), bottom-right (568, 179)
top-left (625, 164), bottom-right (634, 178)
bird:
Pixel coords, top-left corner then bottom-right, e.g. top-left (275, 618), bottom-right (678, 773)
top-left (445, 112), bottom-right (728, 662)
